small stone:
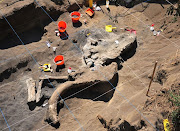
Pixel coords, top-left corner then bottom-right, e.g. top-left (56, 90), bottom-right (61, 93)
top-left (91, 41), bottom-right (98, 46)
top-left (153, 31), bottom-right (157, 36)
top-left (90, 49), bottom-right (98, 54)
top-left (91, 54), bottom-right (98, 60)
top-left (87, 61), bottom-right (93, 67)
top-left (86, 58), bottom-right (93, 63)
top-left (115, 40), bottom-right (119, 44)
top-left (84, 51), bottom-right (91, 58)
top-left (72, 39), bottom-right (77, 43)
top-left (83, 44), bottom-right (91, 50)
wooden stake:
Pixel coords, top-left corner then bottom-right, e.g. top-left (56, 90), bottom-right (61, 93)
top-left (146, 61), bottom-right (158, 96)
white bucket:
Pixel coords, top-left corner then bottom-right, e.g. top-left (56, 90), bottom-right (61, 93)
top-left (150, 26), bottom-right (154, 31)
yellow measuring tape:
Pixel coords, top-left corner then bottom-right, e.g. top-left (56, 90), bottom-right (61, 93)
top-left (163, 119), bottom-right (170, 131)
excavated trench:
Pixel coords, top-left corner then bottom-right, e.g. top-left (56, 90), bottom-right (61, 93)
top-left (0, 49), bottom-right (58, 83)
top-left (0, 0), bottom-right (84, 83)
top-left (42, 29), bottom-right (138, 127)
top-left (0, 29), bottom-right (138, 130)
top-left (0, 2), bottom-right (62, 49)
top-left (0, 2), bottom-right (62, 81)
top-left (60, 79), bottom-right (117, 102)
top-left (0, 1), bottom-right (143, 130)
top-left (0, 60), bottom-right (28, 82)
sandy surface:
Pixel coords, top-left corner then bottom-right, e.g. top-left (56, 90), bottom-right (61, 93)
top-left (0, 0), bottom-right (179, 131)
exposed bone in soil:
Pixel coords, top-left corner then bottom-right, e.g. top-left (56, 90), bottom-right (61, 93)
top-left (0, 0), bottom-right (179, 131)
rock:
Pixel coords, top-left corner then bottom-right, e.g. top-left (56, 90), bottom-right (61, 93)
top-left (26, 78), bottom-right (36, 103)
top-left (160, 87), bottom-right (169, 94)
top-left (87, 61), bottom-right (94, 67)
top-left (83, 44), bottom-right (92, 58)
top-left (72, 39), bottom-right (77, 43)
top-left (83, 44), bottom-right (91, 50)
top-left (83, 51), bottom-right (91, 58)
top-left (90, 49), bottom-right (98, 54)
top-left (91, 41), bottom-right (98, 46)
top-left (91, 54), bottom-right (98, 60)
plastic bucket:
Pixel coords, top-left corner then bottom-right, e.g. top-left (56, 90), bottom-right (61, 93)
top-left (54, 55), bottom-right (64, 66)
top-left (71, 12), bottom-right (81, 23)
top-left (58, 21), bottom-right (67, 33)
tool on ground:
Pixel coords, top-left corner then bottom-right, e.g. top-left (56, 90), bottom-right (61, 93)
top-left (146, 61), bottom-right (158, 96)
top-left (39, 64), bottom-right (53, 72)
top-left (150, 24), bottom-right (155, 31)
top-left (86, 8), bottom-right (95, 17)
top-left (163, 119), bottom-right (170, 131)
top-left (105, 25), bottom-right (116, 32)
top-left (54, 55), bottom-right (64, 66)
top-left (58, 21), bottom-right (67, 33)
top-left (86, 33), bottom-right (91, 37)
top-left (67, 67), bottom-right (75, 74)
top-left (125, 29), bottom-right (137, 35)
top-left (71, 12), bottom-right (81, 23)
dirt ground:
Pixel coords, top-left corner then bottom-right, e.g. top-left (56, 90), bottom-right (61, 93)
top-left (0, 0), bottom-right (179, 131)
